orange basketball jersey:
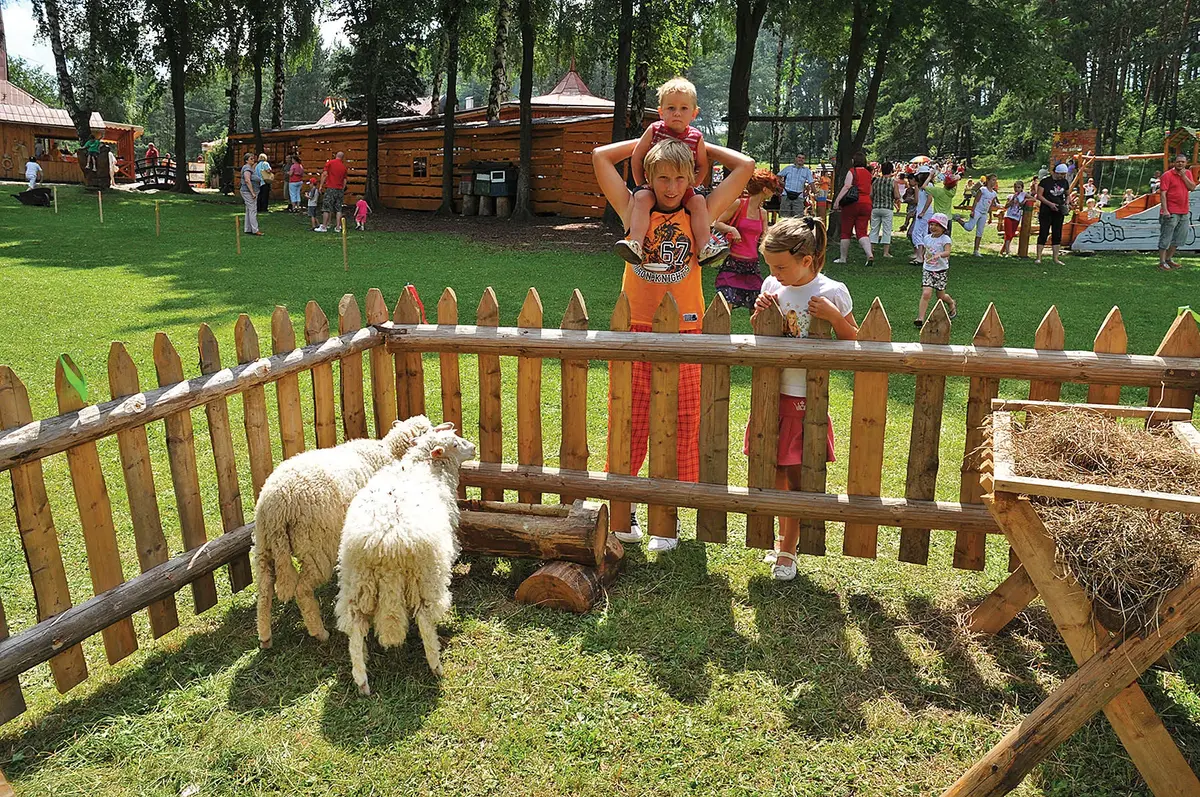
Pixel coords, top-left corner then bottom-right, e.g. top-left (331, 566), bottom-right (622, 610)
top-left (621, 206), bottom-right (705, 331)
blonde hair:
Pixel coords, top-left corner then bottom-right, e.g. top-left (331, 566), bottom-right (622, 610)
top-left (657, 77), bottom-right (698, 105)
top-left (643, 139), bottom-right (695, 181)
top-left (760, 216), bottom-right (828, 271)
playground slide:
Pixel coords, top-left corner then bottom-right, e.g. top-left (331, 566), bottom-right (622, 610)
top-left (1072, 190), bottom-right (1200, 251)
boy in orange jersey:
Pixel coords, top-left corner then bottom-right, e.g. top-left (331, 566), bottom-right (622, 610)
top-left (593, 134), bottom-right (754, 551)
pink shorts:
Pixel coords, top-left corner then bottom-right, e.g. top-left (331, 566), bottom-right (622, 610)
top-left (743, 395), bottom-right (836, 468)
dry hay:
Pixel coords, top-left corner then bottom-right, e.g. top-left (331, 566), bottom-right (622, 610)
top-left (1009, 409), bottom-right (1200, 636)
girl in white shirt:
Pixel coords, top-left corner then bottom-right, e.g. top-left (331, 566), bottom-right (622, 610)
top-left (747, 216), bottom-right (858, 581)
top-left (956, 173), bottom-right (999, 256)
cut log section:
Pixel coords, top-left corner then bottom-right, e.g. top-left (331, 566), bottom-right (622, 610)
top-left (458, 500), bottom-right (607, 568)
top-left (514, 535), bottom-right (625, 613)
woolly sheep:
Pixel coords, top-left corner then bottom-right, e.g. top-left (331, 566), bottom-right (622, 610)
top-left (254, 414), bottom-right (445, 649)
top-left (335, 427), bottom-right (476, 694)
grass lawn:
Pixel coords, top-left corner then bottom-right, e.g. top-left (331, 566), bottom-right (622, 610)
top-left (0, 184), bottom-right (1198, 796)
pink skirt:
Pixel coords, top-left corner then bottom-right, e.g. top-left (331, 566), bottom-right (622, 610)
top-left (743, 395), bottom-right (836, 467)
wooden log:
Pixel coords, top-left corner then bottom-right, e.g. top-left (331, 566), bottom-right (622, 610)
top-left (496, 195), bottom-right (513, 218)
top-left (606, 294), bottom-right (633, 535)
top-left (966, 566), bottom-right (1037, 634)
top-left (234, 315), bottom-right (275, 499)
top-left (459, 500), bottom-right (607, 566)
top-left (462, 194), bottom-right (478, 216)
top-left (1086, 307), bottom-right (1126, 405)
top-left (648, 294), bottom-right (680, 540)
top-left (899, 302), bottom-right (951, 564)
top-left (153, 333), bottom-right (219, 613)
top-left (1017, 198), bottom-right (1033, 258)
top-left (1149, 312), bottom-right (1200, 419)
top-left (955, 304), bottom-right (1004, 571)
top-left (696, 294), bottom-right (731, 543)
top-left (479, 195), bottom-right (495, 216)
top-left (196, 326), bottom-right (254, 593)
top-left (55, 355), bottom-right (139, 664)
top-left (477, 288), bottom-right (504, 501)
top-left (0, 595), bottom-right (26, 724)
top-left (366, 288), bottom-right (398, 436)
top-left (107, 343), bottom-right (180, 637)
top-left (381, 326), bottom-right (1200, 389)
top-left (990, 398), bottom-right (1190, 421)
top-left (337, 295), bottom-right (369, 440)
top-left (843, 299), bottom-right (891, 558)
top-left (0, 324), bottom-right (381, 472)
top-left (304, 302), bottom-right (338, 449)
top-left (746, 304), bottom-right (785, 549)
top-left (0, 524), bottom-right (255, 686)
top-left (271, 307), bottom-right (306, 459)
top-left (438, 289), bottom-right (465, 499)
top-left (516, 289), bottom-right (544, 504)
top-left (559, 290), bottom-right (590, 505)
top-left (0, 367), bottom-right (88, 693)
top-left (393, 289), bottom-right (426, 420)
top-left (799, 317), bottom-right (832, 556)
top-left (514, 534), bottom-right (624, 613)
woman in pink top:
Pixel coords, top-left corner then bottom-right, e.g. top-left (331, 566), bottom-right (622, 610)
top-left (712, 169), bottom-right (780, 309)
top-left (287, 155), bottom-right (305, 212)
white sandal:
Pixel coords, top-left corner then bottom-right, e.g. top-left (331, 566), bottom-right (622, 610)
top-left (772, 552), bottom-right (798, 581)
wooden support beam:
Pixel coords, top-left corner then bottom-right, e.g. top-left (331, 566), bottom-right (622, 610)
top-left (990, 398), bottom-right (1191, 421)
top-left (967, 566), bottom-right (1038, 635)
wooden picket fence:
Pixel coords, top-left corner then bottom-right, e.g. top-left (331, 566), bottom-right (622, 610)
top-left (0, 286), bottom-right (1198, 731)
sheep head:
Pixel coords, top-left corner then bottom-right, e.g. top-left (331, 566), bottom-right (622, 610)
top-left (409, 427), bottom-right (476, 471)
top-left (382, 415), bottom-right (443, 459)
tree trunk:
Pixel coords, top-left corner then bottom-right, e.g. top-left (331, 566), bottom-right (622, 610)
top-left (783, 45), bottom-right (799, 158)
top-left (836, 0), bottom-right (869, 173)
top-left (169, 0), bottom-right (193, 192)
top-left (271, 15), bottom-right (285, 129)
top-left (366, 84), bottom-right (380, 208)
top-left (437, 0), bottom-right (460, 216)
top-left (429, 30), bottom-right (445, 115)
top-left (486, 0), bottom-right (512, 124)
top-left (0, 4), bottom-right (8, 82)
top-left (84, 0), bottom-right (100, 114)
top-left (221, 14), bottom-right (242, 194)
top-left (849, 8), bottom-right (896, 154)
top-left (42, 0), bottom-right (90, 143)
top-left (251, 22), bottom-right (265, 154)
top-left (628, 59), bottom-right (648, 140)
top-left (725, 0), bottom-right (768, 151)
top-left (770, 28), bottom-right (785, 171)
top-left (512, 0), bottom-right (535, 220)
top-left (602, 0), bottom-right (633, 228)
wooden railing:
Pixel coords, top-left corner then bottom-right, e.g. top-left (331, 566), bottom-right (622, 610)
top-left (0, 286), bottom-right (1198, 729)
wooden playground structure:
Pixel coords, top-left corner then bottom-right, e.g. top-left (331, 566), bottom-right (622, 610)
top-left (0, 287), bottom-right (1198, 793)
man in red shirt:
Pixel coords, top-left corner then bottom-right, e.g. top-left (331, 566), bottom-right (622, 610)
top-left (316, 151), bottom-right (348, 233)
top-left (1159, 153), bottom-right (1197, 270)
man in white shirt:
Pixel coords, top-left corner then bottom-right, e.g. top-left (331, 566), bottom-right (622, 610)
top-left (777, 154), bottom-right (814, 217)
top-left (25, 157), bottom-right (42, 190)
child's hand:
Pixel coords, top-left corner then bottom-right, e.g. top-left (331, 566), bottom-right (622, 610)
top-left (726, 228), bottom-right (742, 243)
top-left (753, 292), bottom-right (779, 313)
top-left (808, 296), bottom-right (841, 322)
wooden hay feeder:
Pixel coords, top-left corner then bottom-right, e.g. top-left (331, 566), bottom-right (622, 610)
top-left (949, 401), bottom-right (1200, 797)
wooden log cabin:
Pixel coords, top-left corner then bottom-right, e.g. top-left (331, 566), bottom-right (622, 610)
top-left (229, 68), bottom-right (655, 218)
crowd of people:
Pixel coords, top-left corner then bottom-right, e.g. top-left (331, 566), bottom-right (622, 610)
top-left (238, 148), bottom-right (371, 236)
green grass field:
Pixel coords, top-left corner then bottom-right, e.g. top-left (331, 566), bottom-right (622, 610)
top-left (0, 185), bottom-right (1198, 796)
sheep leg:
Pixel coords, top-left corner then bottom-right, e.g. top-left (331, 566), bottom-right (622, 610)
top-left (345, 610), bottom-right (372, 696)
top-left (256, 552), bottom-right (275, 649)
top-left (373, 571), bottom-right (410, 649)
top-left (415, 603), bottom-right (444, 677)
top-left (294, 584), bottom-right (330, 642)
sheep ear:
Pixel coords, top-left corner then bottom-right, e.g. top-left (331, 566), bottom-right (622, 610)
top-left (430, 445), bottom-right (447, 459)
top-left (434, 421), bottom-right (455, 432)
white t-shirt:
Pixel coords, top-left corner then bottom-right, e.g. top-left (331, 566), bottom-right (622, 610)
top-left (916, 188), bottom-right (934, 220)
top-left (760, 273), bottom-right (853, 398)
top-left (25, 161), bottom-right (41, 180)
top-left (923, 233), bottom-right (951, 272)
top-left (1004, 191), bottom-right (1027, 220)
top-left (975, 186), bottom-right (997, 215)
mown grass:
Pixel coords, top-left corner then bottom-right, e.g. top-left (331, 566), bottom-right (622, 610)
top-left (0, 184), bottom-right (1198, 796)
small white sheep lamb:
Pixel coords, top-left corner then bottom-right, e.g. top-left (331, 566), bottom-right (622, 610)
top-left (335, 427), bottom-right (476, 694)
top-left (254, 414), bottom-right (445, 649)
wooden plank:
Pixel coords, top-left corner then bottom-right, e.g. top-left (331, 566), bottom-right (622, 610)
top-left (966, 565), bottom-right (1038, 635)
top-left (696, 294), bottom-right (731, 543)
top-left (1149, 312), bottom-right (1200, 418)
top-left (746, 304), bottom-right (785, 550)
top-left (899, 302), bottom-right (952, 564)
top-left (990, 398), bottom-right (1191, 420)
top-left (517, 288), bottom-right (544, 504)
top-left (366, 288), bottom-right (398, 436)
top-left (648, 294), bottom-right (680, 540)
top-left (304, 302), bottom-right (337, 449)
top-left (437, 289), bottom-right (465, 499)
top-left (0, 594), bottom-right (26, 724)
top-left (559, 290), bottom-right (590, 505)
top-left (337, 295), bottom-right (369, 440)
top-left (393, 288), bottom-right (426, 420)
top-left (53, 356), bottom-right (138, 665)
top-left (197, 326), bottom-right (254, 593)
top-left (1086, 307), bottom-right (1126, 405)
top-left (954, 304), bottom-right (1004, 571)
top-left (1174, 421), bottom-right (1200, 455)
top-left (1028, 306), bottom-right (1066, 403)
top-left (477, 288), bottom-right (504, 501)
top-left (799, 317), bottom-right (832, 556)
top-left (107, 343), bottom-right (180, 637)
top-left (607, 294), bottom-right (633, 535)
top-left (234, 315), bottom-right (274, 499)
top-left (0, 367), bottom-right (88, 693)
top-left (843, 298), bottom-right (891, 558)
top-left (271, 307), bottom-right (306, 460)
top-left (993, 472), bottom-right (1200, 514)
top-left (153, 333), bottom-right (219, 613)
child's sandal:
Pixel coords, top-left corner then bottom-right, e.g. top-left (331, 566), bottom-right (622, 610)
top-left (772, 552), bottom-right (797, 581)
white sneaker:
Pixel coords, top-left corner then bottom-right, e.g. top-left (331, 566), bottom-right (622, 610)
top-left (647, 535), bottom-right (679, 553)
top-left (614, 238), bottom-right (643, 265)
top-left (614, 509), bottom-right (643, 544)
top-left (698, 234), bottom-right (729, 266)
top-left (314, 225), bottom-right (327, 233)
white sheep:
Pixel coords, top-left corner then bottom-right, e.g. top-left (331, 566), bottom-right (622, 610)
top-left (335, 427), bottom-right (476, 694)
top-left (253, 415), bottom-right (445, 649)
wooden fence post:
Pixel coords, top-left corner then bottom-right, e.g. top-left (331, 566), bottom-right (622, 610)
top-left (648, 294), bottom-right (680, 540)
top-left (271, 307), bottom-right (306, 460)
top-left (746, 302), bottom-right (784, 550)
top-left (365, 288), bottom-right (397, 436)
top-left (1028, 306), bottom-right (1066, 405)
top-left (477, 287), bottom-right (504, 501)
top-left (393, 289), bottom-right (426, 420)
top-left (437, 288), bottom-right (465, 499)
top-left (1017, 196), bottom-right (1034, 258)
top-left (696, 293), bottom-right (731, 543)
top-left (234, 314), bottom-right (274, 499)
top-left (1086, 307), bottom-right (1126, 405)
top-left (337, 294), bottom-right (369, 441)
top-left (54, 355), bottom-right (139, 665)
top-left (0, 597), bottom-right (26, 724)
top-left (606, 293), bottom-right (633, 535)
top-left (196, 327), bottom-right (254, 593)
top-left (559, 289), bottom-right (589, 505)
top-left (153, 333), bottom-right (219, 613)
top-left (304, 302), bottom-right (338, 449)
top-left (517, 288), bottom-right (544, 505)
top-left (799, 317), bottom-right (832, 556)
top-left (1149, 311), bottom-right (1200, 415)
top-left (843, 298), bottom-right (891, 559)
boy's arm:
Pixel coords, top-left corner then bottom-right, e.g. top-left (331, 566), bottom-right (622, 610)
top-left (629, 126), bottom-right (655, 185)
top-left (694, 137), bottom-right (710, 186)
top-left (703, 143), bottom-right (754, 217)
top-left (593, 139), bottom-right (638, 227)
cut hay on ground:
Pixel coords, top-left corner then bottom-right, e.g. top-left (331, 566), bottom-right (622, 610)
top-left (1010, 409), bottom-right (1200, 635)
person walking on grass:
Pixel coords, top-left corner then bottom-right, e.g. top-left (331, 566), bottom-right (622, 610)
top-left (240, 152), bottom-right (262, 236)
top-left (869, 161), bottom-right (903, 260)
top-left (955, 173), bottom-right (999, 257)
top-left (316, 151), bottom-right (348, 233)
top-left (916, 213), bottom-right (956, 327)
top-left (777, 154), bottom-right (814, 217)
top-left (255, 153), bottom-right (273, 213)
top-left (712, 168), bottom-right (779, 309)
top-left (1158, 153), bottom-right (1197, 271)
top-left (832, 150), bottom-right (874, 265)
top-left (1036, 163), bottom-right (1070, 265)
top-left (25, 156), bottom-right (42, 190)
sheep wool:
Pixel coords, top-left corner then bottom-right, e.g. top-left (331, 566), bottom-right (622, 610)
top-left (336, 427), bottom-right (476, 694)
top-left (253, 414), bottom-right (439, 648)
